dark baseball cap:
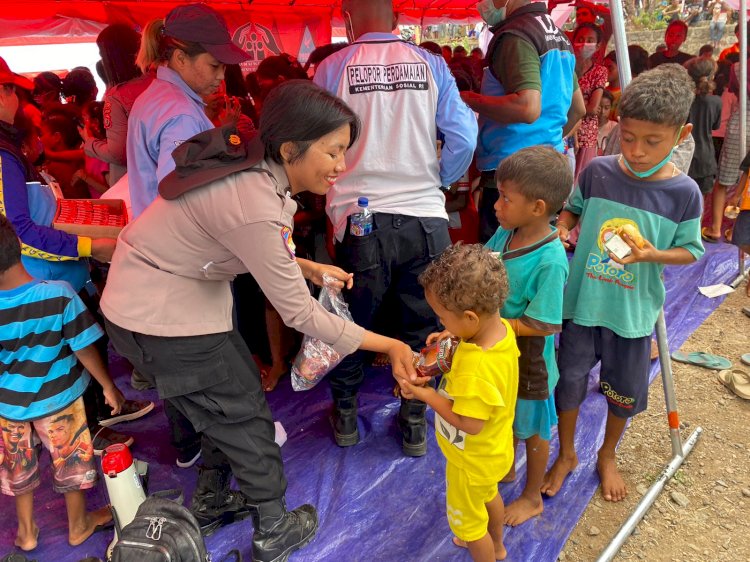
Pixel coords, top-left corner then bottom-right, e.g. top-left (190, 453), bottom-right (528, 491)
top-left (0, 57), bottom-right (33, 91)
top-left (163, 4), bottom-right (249, 65)
top-left (159, 124), bottom-right (266, 200)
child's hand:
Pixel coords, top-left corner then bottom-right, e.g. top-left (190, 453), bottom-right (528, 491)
top-left (426, 330), bottom-right (454, 346)
top-left (103, 385), bottom-right (126, 416)
top-left (609, 233), bottom-right (657, 265)
top-left (397, 378), bottom-right (432, 401)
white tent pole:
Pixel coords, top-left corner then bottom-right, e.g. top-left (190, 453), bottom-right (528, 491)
top-left (731, 0), bottom-right (750, 288)
top-left (596, 1), bottom-right (702, 560)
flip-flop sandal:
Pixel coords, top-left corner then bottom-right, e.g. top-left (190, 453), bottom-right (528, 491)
top-left (717, 369), bottom-right (750, 400)
top-left (701, 227), bottom-right (721, 243)
top-left (671, 351), bottom-right (732, 370)
top-left (741, 353), bottom-right (750, 366)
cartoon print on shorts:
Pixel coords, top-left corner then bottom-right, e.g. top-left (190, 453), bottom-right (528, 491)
top-left (0, 419), bottom-right (38, 494)
top-left (40, 400), bottom-right (96, 490)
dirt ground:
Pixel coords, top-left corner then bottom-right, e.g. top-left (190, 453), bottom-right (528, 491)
top-left (562, 282), bottom-right (750, 562)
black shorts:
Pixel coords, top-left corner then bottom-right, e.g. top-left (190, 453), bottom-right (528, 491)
top-left (555, 321), bottom-right (652, 418)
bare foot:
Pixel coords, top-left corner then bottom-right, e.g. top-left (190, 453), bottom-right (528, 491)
top-left (504, 494), bottom-right (544, 526)
top-left (597, 453), bottom-right (628, 502)
top-left (69, 506), bottom-right (111, 546)
top-left (15, 523), bottom-right (39, 551)
top-left (452, 536), bottom-right (507, 560)
top-left (262, 364), bottom-right (288, 392)
top-left (541, 453), bottom-right (578, 497)
top-left (501, 465), bottom-right (516, 483)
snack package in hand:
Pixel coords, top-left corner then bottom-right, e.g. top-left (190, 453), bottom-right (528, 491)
top-left (416, 337), bottom-right (459, 378)
top-left (291, 274), bottom-right (354, 391)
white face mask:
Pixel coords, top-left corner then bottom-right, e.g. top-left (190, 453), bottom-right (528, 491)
top-left (577, 43), bottom-right (598, 59)
top-left (477, 0), bottom-right (506, 26)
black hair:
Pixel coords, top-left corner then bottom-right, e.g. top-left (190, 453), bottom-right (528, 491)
top-left (0, 214), bottom-right (21, 274)
top-left (304, 43), bottom-right (350, 72)
top-left (601, 89), bottom-right (615, 103)
top-left (628, 44), bottom-right (650, 77)
top-left (62, 68), bottom-right (98, 106)
top-left (260, 80), bottom-right (360, 165)
top-left (419, 41), bottom-right (442, 56)
top-left (42, 104), bottom-right (83, 148)
top-left (224, 64), bottom-right (248, 98)
top-left (83, 101), bottom-right (106, 139)
top-left (256, 55), bottom-right (308, 82)
top-left (495, 145), bottom-right (573, 216)
top-left (699, 44), bottom-right (714, 56)
top-left (573, 22), bottom-right (602, 44)
top-left (97, 23), bottom-right (142, 86)
top-left (32, 72), bottom-right (62, 105)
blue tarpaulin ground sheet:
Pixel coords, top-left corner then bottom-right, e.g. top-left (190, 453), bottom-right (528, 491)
top-left (0, 242), bottom-right (742, 562)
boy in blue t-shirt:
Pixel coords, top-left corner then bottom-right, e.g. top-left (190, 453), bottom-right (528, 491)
top-left (485, 146), bottom-right (572, 527)
top-left (542, 65), bottom-right (705, 503)
top-left (0, 214), bottom-right (125, 551)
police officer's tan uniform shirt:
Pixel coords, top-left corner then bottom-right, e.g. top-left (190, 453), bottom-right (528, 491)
top-left (101, 158), bottom-right (364, 356)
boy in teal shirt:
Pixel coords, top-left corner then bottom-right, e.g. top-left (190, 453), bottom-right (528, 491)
top-left (485, 146), bottom-right (573, 526)
top-left (543, 65), bottom-right (705, 503)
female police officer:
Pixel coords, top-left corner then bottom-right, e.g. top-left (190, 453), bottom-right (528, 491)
top-left (101, 81), bottom-right (417, 562)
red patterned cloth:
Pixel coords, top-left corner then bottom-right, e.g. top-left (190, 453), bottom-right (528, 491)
top-left (576, 64), bottom-right (608, 149)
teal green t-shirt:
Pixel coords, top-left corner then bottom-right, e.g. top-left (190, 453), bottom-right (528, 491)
top-left (486, 227), bottom-right (569, 393)
top-left (563, 156), bottom-right (705, 338)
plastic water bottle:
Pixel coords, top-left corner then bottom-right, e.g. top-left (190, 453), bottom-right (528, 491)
top-left (349, 197), bottom-right (373, 236)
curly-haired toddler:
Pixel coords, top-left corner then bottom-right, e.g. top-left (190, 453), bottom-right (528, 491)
top-left (398, 244), bottom-right (519, 562)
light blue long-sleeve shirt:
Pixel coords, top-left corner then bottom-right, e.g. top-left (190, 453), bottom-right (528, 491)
top-left (126, 66), bottom-right (214, 218)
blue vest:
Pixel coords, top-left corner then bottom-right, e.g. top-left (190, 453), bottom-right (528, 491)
top-left (477, 3), bottom-right (576, 171)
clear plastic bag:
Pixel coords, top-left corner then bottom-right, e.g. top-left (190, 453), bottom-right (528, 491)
top-left (291, 274), bottom-right (354, 391)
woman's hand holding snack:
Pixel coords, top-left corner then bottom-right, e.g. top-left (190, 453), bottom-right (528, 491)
top-left (388, 339), bottom-right (420, 383)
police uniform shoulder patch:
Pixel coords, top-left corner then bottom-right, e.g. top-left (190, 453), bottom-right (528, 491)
top-left (281, 226), bottom-right (296, 259)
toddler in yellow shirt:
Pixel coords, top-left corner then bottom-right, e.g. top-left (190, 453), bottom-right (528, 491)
top-left (398, 244), bottom-right (519, 562)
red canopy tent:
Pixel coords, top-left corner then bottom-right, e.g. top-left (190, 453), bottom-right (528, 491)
top-left (0, 0), bottom-right (495, 72)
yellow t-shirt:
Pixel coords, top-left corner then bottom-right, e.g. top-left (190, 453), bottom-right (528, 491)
top-left (435, 319), bottom-right (520, 484)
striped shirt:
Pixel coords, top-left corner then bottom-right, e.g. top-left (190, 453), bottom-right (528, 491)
top-left (0, 279), bottom-right (103, 421)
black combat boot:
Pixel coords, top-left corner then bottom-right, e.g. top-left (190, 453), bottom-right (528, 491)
top-left (332, 396), bottom-right (359, 446)
top-left (250, 499), bottom-right (318, 562)
top-left (190, 465), bottom-right (251, 535)
top-left (399, 397), bottom-right (427, 457)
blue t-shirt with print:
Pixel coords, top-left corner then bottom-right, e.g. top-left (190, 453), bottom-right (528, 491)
top-left (563, 156), bottom-right (704, 338)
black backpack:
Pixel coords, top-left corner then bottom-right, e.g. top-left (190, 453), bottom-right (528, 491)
top-left (111, 495), bottom-right (209, 562)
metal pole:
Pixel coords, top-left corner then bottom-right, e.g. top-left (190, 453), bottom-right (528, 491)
top-left (737, 0), bottom-right (747, 283)
top-left (595, 428), bottom-right (703, 562)
top-left (610, 0), bottom-right (632, 88)
top-left (654, 310), bottom-right (684, 458)
top-left (597, 3), bottom-right (704, 561)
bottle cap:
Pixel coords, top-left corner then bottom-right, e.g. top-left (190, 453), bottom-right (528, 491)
top-left (357, 196), bottom-right (369, 207)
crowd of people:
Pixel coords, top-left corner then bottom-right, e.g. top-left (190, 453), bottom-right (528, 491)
top-left (0, 0), bottom-right (749, 561)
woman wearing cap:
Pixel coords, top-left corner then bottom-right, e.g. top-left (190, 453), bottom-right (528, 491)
top-left (102, 80), bottom-right (418, 562)
top-left (126, 4), bottom-right (250, 219)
